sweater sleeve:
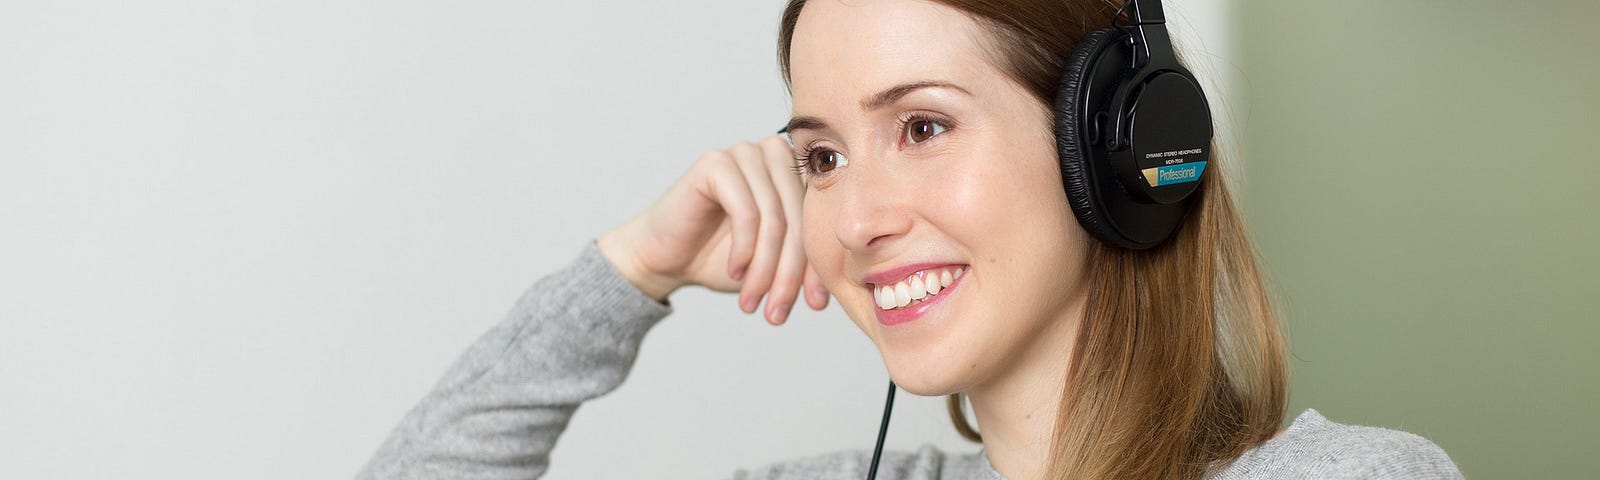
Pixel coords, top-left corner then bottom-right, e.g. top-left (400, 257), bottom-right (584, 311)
top-left (357, 242), bottom-right (672, 480)
top-left (726, 445), bottom-right (1000, 480)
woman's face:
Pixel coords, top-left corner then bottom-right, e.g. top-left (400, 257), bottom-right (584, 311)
top-left (789, 0), bottom-right (1094, 396)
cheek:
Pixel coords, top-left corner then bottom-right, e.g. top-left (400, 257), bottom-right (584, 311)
top-left (801, 195), bottom-right (844, 286)
top-left (932, 131), bottom-right (1084, 337)
top-left (938, 142), bottom-right (1071, 243)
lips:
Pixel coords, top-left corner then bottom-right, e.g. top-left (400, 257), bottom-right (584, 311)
top-left (863, 263), bottom-right (969, 326)
top-left (871, 265), bottom-right (965, 310)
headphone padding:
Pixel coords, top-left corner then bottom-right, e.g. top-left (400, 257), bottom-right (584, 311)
top-left (1054, 28), bottom-right (1123, 247)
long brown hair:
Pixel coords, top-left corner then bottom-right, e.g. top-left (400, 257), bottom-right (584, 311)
top-left (778, 1), bottom-right (1288, 478)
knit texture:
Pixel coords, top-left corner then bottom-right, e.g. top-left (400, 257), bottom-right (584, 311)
top-left (359, 244), bottom-right (1462, 479)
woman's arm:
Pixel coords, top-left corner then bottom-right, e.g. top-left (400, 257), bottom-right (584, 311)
top-left (359, 135), bottom-right (821, 479)
top-left (356, 242), bottom-right (671, 479)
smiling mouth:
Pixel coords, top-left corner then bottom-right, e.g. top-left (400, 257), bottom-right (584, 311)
top-left (870, 266), bottom-right (965, 311)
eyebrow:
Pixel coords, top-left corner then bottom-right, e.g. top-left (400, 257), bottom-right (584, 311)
top-left (783, 80), bottom-right (971, 135)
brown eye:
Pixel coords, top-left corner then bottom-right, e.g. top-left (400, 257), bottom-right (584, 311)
top-left (810, 150), bottom-right (848, 174)
top-left (905, 118), bottom-right (948, 144)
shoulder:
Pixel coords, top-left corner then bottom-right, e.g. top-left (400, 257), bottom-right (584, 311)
top-left (1213, 409), bottom-right (1462, 480)
top-left (727, 444), bottom-right (993, 480)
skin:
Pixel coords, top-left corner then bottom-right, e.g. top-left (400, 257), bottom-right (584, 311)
top-left (600, 1), bottom-right (1093, 478)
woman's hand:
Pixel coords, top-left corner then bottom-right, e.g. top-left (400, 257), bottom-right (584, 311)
top-left (597, 135), bottom-right (828, 325)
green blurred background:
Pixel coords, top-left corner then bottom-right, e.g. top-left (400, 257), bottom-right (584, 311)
top-left (1237, 1), bottom-right (1599, 477)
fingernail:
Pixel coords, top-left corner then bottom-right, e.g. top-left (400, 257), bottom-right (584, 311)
top-left (741, 296), bottom-right (756, 313)
top-left (731, 268), bottom-right (745, 281)
top-left (772, 303), bottom-right (790, 324)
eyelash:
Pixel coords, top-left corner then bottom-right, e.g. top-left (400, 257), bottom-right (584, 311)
top-left (790, 113), bottom-right (954, 180)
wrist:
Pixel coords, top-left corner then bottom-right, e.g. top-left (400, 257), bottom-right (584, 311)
top-left (597, 228), bottom-right (679, 303)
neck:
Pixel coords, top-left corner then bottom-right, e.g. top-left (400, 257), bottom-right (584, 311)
top-left (967, 294), bottom-right (1087, 480)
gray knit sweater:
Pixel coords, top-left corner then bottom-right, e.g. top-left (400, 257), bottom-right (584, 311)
top-left (358, 244), bottom-right (1463, 479)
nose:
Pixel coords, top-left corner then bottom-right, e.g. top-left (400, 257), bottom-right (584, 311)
top-left (834, 154), bottom-right (914, 252)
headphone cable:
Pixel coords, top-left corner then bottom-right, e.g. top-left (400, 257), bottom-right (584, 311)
top-left (865, 380), bottom-right (897, 480)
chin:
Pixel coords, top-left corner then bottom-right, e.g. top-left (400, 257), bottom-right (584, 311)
top-left (876, 339), bottom-right (985, 397)
top-left (842, 285), bottom-right (997, 397)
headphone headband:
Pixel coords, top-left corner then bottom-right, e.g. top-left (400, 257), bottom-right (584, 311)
top-left (1106, 0), bottom-right (1191, 151)
top-left (1124, 0), bottom-right (1165, 24)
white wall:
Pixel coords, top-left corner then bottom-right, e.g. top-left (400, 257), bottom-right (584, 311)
top-left (0, 1), bottom-right (1232, 478)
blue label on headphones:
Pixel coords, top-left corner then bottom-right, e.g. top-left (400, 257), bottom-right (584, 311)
top-left (1147, 161), bottom-right (1206, 187)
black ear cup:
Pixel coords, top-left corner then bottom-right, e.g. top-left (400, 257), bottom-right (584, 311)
top-left (1055, 28), bottom-right (1127, 248)
top-left (1054, 27), bottom-right (1208, 250)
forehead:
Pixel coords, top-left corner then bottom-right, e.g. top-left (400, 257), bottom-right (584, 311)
top-left (788, 0), bottom-right (994, 112)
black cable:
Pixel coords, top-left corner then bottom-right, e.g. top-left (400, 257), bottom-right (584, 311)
top-left (865, 380), bottom-right (897, 480)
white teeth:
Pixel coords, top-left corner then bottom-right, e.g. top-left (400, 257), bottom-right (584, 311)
top-left (871, 266), bottom-right (967, 311)
top-left (876, 286), bottom-right (895, 310)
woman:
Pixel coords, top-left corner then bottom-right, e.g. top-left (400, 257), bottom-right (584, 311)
top-left (360, 0), bottom-right (1461, 478)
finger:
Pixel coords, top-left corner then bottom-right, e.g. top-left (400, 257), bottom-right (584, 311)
top-left (698, 151), bottom-right (761, 283)
top-left (760, 135), bottom-right (809, 324)
top-left (761, 134), bottom-right (806, 200)
top-left (728, 142), bottom-right (787, 316)
top-left (764, 234), bottom-right (807, 325)
top-left (803, 263), bottom-right (830, 311)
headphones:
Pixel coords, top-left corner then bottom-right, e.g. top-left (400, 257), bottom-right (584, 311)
top-left (864, 1), bottom-right (1211, 478)
top-left (1057, 0), bottom-right (1214, 250)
